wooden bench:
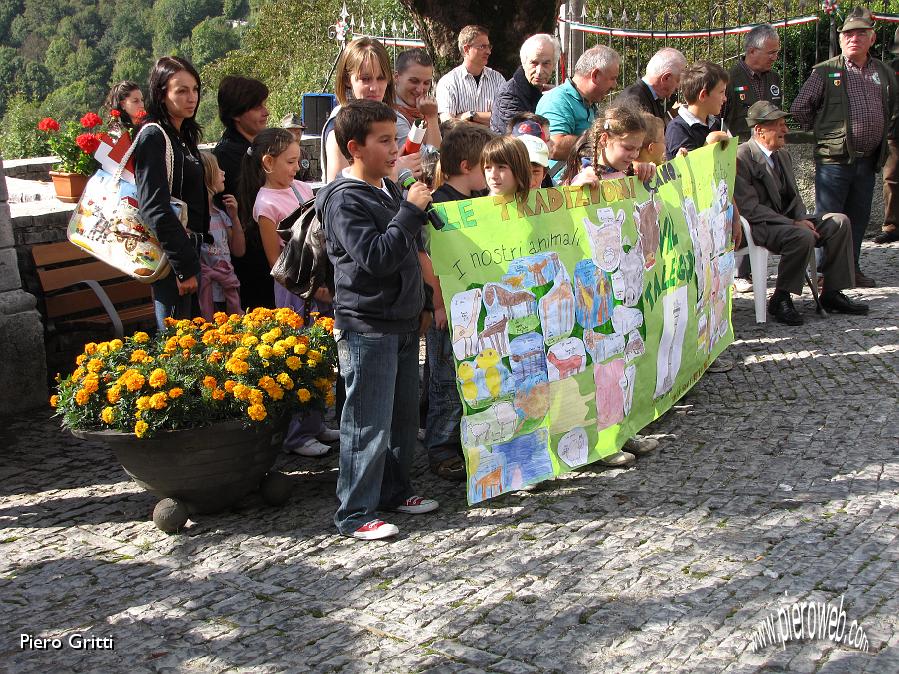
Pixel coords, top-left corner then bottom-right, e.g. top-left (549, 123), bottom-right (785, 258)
top-left (32, 241), bottom-right (156, 339)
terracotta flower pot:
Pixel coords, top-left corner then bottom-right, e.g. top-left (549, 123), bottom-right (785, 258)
top-left (49, 170), bottom-right (89, 203)
top-left (73, 418), bottom-right (291, 531)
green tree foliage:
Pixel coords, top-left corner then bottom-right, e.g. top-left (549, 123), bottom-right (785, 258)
top-left (205, 0), bottom-right (344, 124)
top-left (188, 16), bottom-right (241, 69)
top-left (110, 47), bottom-right (154, 86)
top-left (0, 47), bottom-right (23, 118)
top-left (0, 0), bottom-right (249, 156)
top-left (0, 95), bottom-right (50, 159)
top-left (152, 0), bottom-right (223, 55)
top-left (18, 62), bottom-right (53, 102)
top-left (41, 81), bottom-right (98, 120)
top-left (223, 0), bottom-right (248, 20)
top-left (0, 0), bottom-right (23, 44)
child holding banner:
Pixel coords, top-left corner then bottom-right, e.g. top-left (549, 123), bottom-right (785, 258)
top-left (638, 113), bottom-right (667, 166)
top-left (420, 124), bottom-right (494, 481)
top-left (664, 60), bottom-right (729, 160)
top-left (482, 136), bottom-right (531, 200)
top-left (568, 106), bottom-right (657, 187)
top-left (586, 106), bottom-right (662, 464)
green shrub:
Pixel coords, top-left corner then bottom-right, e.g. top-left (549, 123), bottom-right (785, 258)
top-left (0, 95), bottom-right (49, 159)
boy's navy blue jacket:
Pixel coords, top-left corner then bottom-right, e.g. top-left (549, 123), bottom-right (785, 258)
top-left (664, 114), bottom-right (721, 160)
top-left (316, 176), bottom-right (430, 334)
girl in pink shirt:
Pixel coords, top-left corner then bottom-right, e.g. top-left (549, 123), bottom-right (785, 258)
top-left (238, 128), bottom-right (339, 456)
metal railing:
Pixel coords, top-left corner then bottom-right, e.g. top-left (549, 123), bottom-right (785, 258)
top-left (566, 1), bottom-right (899, 109)
top-left (329, 1), bottom-right (899, 109)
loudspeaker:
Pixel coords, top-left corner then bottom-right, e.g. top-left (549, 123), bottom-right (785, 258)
top-left (302, 94), bottom-right (338, 136)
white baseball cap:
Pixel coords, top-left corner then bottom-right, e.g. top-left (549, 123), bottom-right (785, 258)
top-left (517, 134), bottom-right (549, 168)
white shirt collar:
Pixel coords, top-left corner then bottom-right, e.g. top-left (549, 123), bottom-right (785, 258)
top-left (751, 138), bottom-right (779, 171)
top-left (755, 139), bottom-right (775, 160)
top-left (678, 106), bottom-right (717, 128)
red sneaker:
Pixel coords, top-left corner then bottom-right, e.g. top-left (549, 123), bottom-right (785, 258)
top-left (388, 496), bottom-right (439, 514)
top-left (351, 519), bottom-right (399, 540)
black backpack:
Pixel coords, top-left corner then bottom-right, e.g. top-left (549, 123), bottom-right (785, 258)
top-left (270, 197), bottom-right (333, 300)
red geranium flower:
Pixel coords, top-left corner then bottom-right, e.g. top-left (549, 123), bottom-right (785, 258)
top-left (109, 109), bottom-right (121, 118)
top-left (134, 109), bottom-right (147, 121)
top-left (80, 112), bottom-right (103, 129)
top-left (75, 133), bottom-right (101, 155)
top-left (37, 117), bottom-right (60, 132)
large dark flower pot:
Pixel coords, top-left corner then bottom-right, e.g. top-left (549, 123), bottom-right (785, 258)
top-left (74, 419), bottom-right (290, 531)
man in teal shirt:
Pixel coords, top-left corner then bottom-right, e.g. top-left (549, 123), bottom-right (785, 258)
top-left (536, 45), bottom-right (620, 173)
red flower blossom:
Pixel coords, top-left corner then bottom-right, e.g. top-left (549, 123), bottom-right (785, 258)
top-left (134, 110), bottom-right (147, 121)
top-left (109, 109), bottom-right (121, 118)
top-left (80, 112), bottom-right (103, 129)
top-left (37, 117), bottom-right (60, 132)
top-left (75, 133), bottom-right (101, 155)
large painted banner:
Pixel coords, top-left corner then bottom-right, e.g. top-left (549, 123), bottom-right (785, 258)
top-left (430, 142), bottom-right (738, 504)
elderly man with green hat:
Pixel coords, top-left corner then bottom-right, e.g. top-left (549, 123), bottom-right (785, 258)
top-left (734, 100), bottom-right (868, 325)
top-left (791, 7), bottom-right (898, 287)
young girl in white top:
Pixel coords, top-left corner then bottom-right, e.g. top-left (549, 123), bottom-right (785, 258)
top-left (238, 128), bottom-right (340, 456)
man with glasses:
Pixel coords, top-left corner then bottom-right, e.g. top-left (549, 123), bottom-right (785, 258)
top-left (436, 25), bottom-right (506, 126)
top-left (724, 24), bottom-right (783, 141)
top-left (792, 7), bottom-right (899, 287)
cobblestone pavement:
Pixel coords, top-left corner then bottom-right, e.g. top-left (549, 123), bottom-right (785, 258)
top-left (1, 241), bottom-right (897, 673)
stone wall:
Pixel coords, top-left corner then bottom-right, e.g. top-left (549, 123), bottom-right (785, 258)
top-left (0, 157), bottom-right (48, 415)
top-left (2, 156), bottom-right (56, 181)
top-left (2, 137), bottom-right (323, 183)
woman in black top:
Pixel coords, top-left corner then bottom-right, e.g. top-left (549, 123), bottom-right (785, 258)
top-left (213, 75), bottom-right (273, 310)
top-left (133, 56), bottom-right (209, 328)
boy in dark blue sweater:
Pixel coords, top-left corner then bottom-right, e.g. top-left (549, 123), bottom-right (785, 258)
top-left (665, 60), bottom-right (730, 160)
top-left (316, 100), bottom-right (438, 540)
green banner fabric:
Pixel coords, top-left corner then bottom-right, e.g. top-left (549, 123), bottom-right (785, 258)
top-left (430, 142), bottom-right (738, 504)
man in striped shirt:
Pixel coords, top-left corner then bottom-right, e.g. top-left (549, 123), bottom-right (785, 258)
top-left (436, 25), bottom-right (506, 126)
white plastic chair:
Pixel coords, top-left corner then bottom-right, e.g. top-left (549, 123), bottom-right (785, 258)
top-left (734, 216), bottom-right (769, 323)
top-left (733, 216), bottom-right (819, 324)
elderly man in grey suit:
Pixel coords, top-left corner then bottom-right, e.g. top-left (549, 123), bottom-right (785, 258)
top-left (734, 101), bottom-right (868, 325)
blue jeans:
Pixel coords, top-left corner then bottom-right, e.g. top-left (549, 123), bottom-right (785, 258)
top-left (334, 329), bottom-right (419, 535)
top-left (424, 326), bottom-right (463, 466)
top-left (815, 159), bottom-right (876, 268)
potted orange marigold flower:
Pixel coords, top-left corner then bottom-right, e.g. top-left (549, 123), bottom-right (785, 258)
top-left (52, 308), bottom-right (338, 531)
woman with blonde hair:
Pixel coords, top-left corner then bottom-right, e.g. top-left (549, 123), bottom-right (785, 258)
top-left (321, 37), bottom-right (423, 182)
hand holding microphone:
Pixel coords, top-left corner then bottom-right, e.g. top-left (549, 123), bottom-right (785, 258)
top-left (398, 169), bottom-right (445, 230)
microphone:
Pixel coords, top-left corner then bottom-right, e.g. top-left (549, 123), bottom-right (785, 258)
top-left (398, 168), bottom-right (445, 230)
